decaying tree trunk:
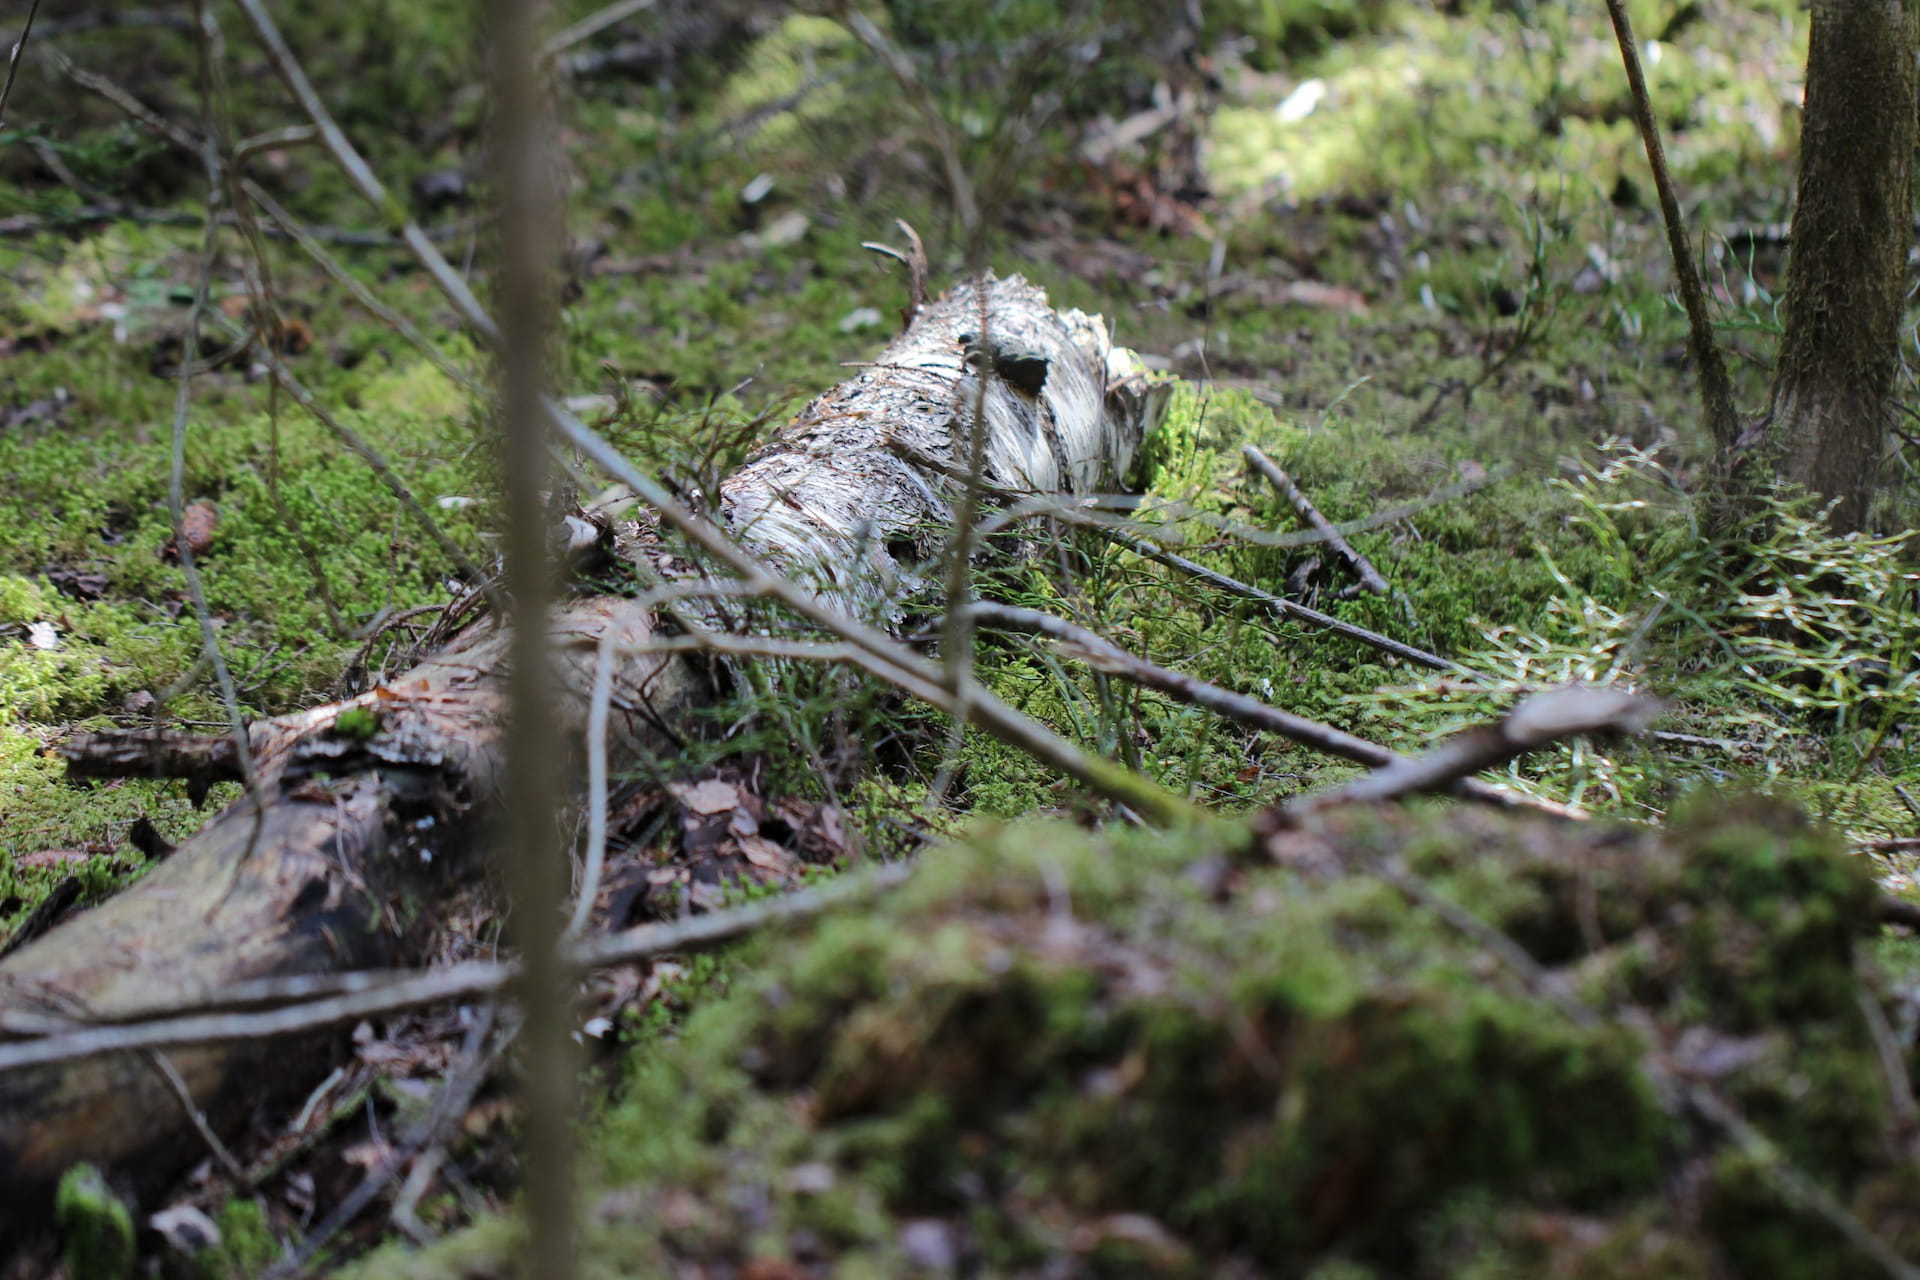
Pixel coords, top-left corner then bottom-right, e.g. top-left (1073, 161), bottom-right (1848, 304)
top-left (0, 275), bottom-right (1166, 1219)
top-left (1757, 0), bottom-right (1919, 533)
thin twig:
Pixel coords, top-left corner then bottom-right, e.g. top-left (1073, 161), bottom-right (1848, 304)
top-left (1097, 525), bottom-right (1470, 674)
top-left (840, 9), bottom-right (979, 244)
top-left (967, 603), bottom-right (1579, 817)
top-left (146, 1048), bottom-right (248, 1183)
top-left (1244, 445), bottom-right (1389, 594)
top-left (0, 866), bottom-right (915, 1074)
top-left (489, 0), bottom-right (576, 1268)
top-left (263, 1004), bottom-right (504, 1278)
top-left (1856, 988), bottom-right (1919, 1130)
top-left (1681, 1075), bottom-right (1920, 1279)
top-left (0, 0), bottom-right (41, 131)
top-left (1603, 0), bottom-right (1740, 452)
top-left (542, 0), bottom-right (656, 60)
top-left (389, 1009), bottom-right (515, 1244)
top-left (967, 468), bottom-right (1504, 559)
top-left (173, 5), bottom-right (263, 883)
top-left (927, 286), bottom-right (997, 810)
top-left (199, 1), bottom-right (349, 644)
top-left (568, 632), bottom-right (617, 939)
top-left (0, 201), bottom-right (472, 245)
top-left (242, 178), bottom-right (479, 394)
top-left (1283, 686), bottom-right (1659, 818)
top-left (1325, 848), bottom-right (1920, 1280)
top-left (207, 312), bottom-right (504, 612)
top-left (232, 0), bottom-right (503, 348)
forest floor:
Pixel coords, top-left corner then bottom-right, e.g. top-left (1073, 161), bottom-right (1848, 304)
top-left (4, 0), bottom-right (1920, 1273)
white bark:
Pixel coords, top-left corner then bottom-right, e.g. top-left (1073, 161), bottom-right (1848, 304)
top-left (0, 274), bottom-right (1165, 1216)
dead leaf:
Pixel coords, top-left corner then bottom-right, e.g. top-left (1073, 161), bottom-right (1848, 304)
top-left (737, 835), bottom-right (789, 872)
top-left (1277, 280), bottom-right (1370, 316)
top-left (676, 778), bottom-right (740, 815)
top-left (180, 501), bottom-right (219, 557)
top-left (14, 849), bottom-right (94, 870)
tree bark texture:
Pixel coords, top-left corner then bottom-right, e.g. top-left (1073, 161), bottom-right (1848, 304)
top-left (0, 275), bottom-right (1165, 1221)
top-left (1762, 0), bottom-right (1919, 533)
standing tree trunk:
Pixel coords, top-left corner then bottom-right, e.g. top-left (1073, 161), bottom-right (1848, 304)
top-left (1760, 0), bottom-right (1919, 534)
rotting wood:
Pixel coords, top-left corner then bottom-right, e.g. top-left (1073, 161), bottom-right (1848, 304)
top-left (0, 273), bottom-right (1165, 1221)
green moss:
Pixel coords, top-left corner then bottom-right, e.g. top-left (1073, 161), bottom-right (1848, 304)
top-left (208, 1198), bottom-right (278, 1279)
top-left (334, 705), bottom-right (381, 740)
top-left (358, 795), bottom-right (1911, 1277)
top-left (54, 1164), bottom-right (134, 1280)
top-left (1208, 3), bottom-right (1801, 204)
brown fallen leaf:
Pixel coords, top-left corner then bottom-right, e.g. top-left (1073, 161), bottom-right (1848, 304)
top-left (736, 834), bottom-right (790, 872)
top-left (171, 500), bottom-right (219, 559)
top-left (674, 777), bottom-right (740, 815)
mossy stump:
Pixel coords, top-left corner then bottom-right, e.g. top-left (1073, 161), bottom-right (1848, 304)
top-left (351, 796), bottom-right (1911, 1279)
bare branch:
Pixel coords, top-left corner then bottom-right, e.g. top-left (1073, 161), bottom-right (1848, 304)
top-left (0, 867), bottom-right (914, 1075)
top-left (568, 632), bottom-right (618, 939)
top-left (967, 603), bottom-right (1577, 818)
top-left (542, 0), bottom-right (656, 60)
top-left (1284, 686), bottom-right (1660, 818)
top-left (0, 0), bottom-right (41, 131)
top-left (840, 9), bottom-right (979, 243)
top-left (1244, 445), bottom-right (1388, 594)
top-left (1096, 524), bottom-right (1470, 674)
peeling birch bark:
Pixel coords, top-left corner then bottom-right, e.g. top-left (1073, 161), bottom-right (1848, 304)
top-left (0, 274), bottom-right (1164, 1217)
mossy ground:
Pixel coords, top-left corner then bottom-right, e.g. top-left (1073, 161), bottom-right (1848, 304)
top-left (347, 796), bottom-right (1912, 1278)
top-left (3, 0), bottom-right (1919, 1270)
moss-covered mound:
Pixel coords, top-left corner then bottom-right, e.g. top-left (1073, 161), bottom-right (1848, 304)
top-left (356, 796), bottom-right (1915, 1278)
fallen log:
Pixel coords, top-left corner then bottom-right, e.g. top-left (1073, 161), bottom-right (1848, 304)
top-left (0, 274), bottom-right (1167, 1221)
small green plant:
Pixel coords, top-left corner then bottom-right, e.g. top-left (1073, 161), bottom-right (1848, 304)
top-left (54, 1164), bottom-right (134, 1280)
top-left (1361, 440), bottom-right (1920, 822)
top-left (333, 705), bottom-right (381, 740)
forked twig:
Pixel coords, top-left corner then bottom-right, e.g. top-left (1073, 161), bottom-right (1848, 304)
top-left (1098, 525), bottom-right (1469, 674)
top-left (862, 217), bottom-right (930, 330)
top-left (1244, 445), bottom-right (1388, 594)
